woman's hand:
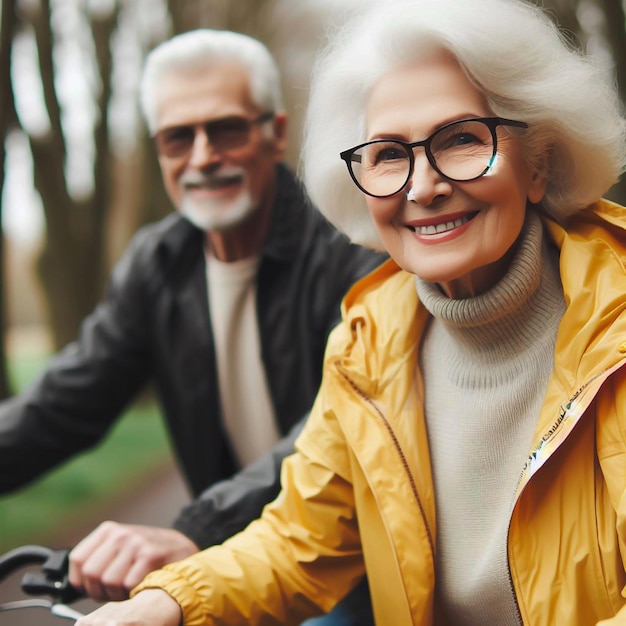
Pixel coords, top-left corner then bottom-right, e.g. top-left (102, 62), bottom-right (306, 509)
top-left (74, 589), bottom-right (182, 626)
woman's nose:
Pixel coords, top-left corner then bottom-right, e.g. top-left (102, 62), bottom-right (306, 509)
top-left (406, 151), bottom-right (452, 206)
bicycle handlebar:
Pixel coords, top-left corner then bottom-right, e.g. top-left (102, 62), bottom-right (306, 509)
top-left (0, 544), bottom-right (84, 621)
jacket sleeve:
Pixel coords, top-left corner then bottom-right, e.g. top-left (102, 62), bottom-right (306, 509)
top-left (172, 416), bottom-right (306, 548)
top-left (134, 392), bottom-right (365, 626)
top-left (595, 367), bottom-right (626, 625)
top-left (0, 229), bottom-right (155, 493)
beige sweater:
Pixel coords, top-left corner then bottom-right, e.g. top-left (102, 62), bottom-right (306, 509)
top-left (417, 211), bottom-right (566, 625)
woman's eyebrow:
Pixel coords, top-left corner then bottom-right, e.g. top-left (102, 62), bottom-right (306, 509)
top-left (366, 112), bottom-right (487, 142)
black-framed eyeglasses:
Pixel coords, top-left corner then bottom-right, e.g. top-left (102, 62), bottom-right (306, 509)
top-left (339, 117), bottom-right (528, 198)
top-left (154, 111), bottom-right (275, 158)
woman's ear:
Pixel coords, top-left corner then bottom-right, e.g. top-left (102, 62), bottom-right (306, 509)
top-left (528, 169), bottom-right (548, 204)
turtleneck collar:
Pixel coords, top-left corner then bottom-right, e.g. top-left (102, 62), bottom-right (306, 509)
top-left (415, 210), bottom-right (564, 356)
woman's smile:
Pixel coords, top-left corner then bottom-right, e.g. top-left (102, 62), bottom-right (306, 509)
top-left (406, 210), bottom-right (478, 244)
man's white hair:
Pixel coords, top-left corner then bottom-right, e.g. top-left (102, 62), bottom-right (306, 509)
top-left (140, 29), bottom-right (284, 135)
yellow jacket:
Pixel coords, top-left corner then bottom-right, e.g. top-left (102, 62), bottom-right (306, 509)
top-left (136, 200), bottom-right (626, 625)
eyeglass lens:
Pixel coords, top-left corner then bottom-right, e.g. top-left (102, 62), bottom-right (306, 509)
top-left (349, 119), bottom-right (497, 197)
top-left (155, 116), bottom-right (259, 158)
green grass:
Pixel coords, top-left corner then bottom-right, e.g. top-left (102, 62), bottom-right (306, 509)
top-left (0, 348), bottom-right (173, 552)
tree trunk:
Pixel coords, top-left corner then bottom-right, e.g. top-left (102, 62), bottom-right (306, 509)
top-left (25, 2), bottom-right (119, 350)
top-left (0, 0), bottom-right (19, 397)
top-left (35, 212), bottom-right (101, 349)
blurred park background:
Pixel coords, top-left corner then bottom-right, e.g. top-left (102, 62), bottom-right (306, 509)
top-left (0, 0), bottom-right (625, 553)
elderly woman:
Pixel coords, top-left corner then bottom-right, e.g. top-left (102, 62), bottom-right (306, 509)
top-left (76, 0), bottom-right (626, 624)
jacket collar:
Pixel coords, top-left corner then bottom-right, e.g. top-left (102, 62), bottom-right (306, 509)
top-left (542, 199), bottom-right (626, 393)
top-left (336, 261), bottom-right (423, 398)
top-left (260, 163), bottom-right (315, 263)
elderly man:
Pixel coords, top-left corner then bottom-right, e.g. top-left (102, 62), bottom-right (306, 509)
top-left (0, 29), bottom-right (381, 624)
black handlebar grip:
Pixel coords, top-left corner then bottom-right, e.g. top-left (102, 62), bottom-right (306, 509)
top-left (0, 545), bottom-right (82, 604)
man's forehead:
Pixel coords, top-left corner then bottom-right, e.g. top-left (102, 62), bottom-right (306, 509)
top-left (154, 63), bottom-right (258, 129)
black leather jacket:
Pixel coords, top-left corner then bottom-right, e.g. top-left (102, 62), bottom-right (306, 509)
top-left (0, 164), bottom-right (384, 549)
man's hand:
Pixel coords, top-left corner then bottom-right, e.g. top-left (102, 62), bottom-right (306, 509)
top-left (74, 589), bottom-right (182, 626)
top-left (69, 521), bottom-right (199, 601)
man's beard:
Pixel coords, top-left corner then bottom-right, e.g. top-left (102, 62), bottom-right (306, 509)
top-left (180, 190), bottom-right (256, 231)
top-left (179, 168), bottom-right (257, 231)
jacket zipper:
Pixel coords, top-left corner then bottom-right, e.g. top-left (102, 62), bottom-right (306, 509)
top-left (506, 365), bottom-right (621, 625)
top-left (343, 374), bottom-right (436, 559)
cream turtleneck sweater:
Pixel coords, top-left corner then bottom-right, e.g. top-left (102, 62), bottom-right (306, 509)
top-left (416, 211), bottom-right (565, 625)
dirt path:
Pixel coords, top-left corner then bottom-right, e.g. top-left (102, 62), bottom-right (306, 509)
top-left (1, 463), bottom-right (189, 625)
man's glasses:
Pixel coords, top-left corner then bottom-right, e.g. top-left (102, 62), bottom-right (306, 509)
top-left (154, 112), bottom-right (275, 158)
top-left (339, 117), bottom-right (528, 198)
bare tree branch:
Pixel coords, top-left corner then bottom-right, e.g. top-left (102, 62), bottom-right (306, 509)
top-left (31, 0), bottom-right (66, 159)
top-left (88, 5), bottom-right (121, 287)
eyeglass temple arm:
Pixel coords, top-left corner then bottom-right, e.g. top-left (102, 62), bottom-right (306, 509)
top-left (342, 153), bottom-right (362, 163)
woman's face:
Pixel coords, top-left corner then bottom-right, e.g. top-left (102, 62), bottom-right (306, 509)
top-left (364, 54), bottom-right (546, 298)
